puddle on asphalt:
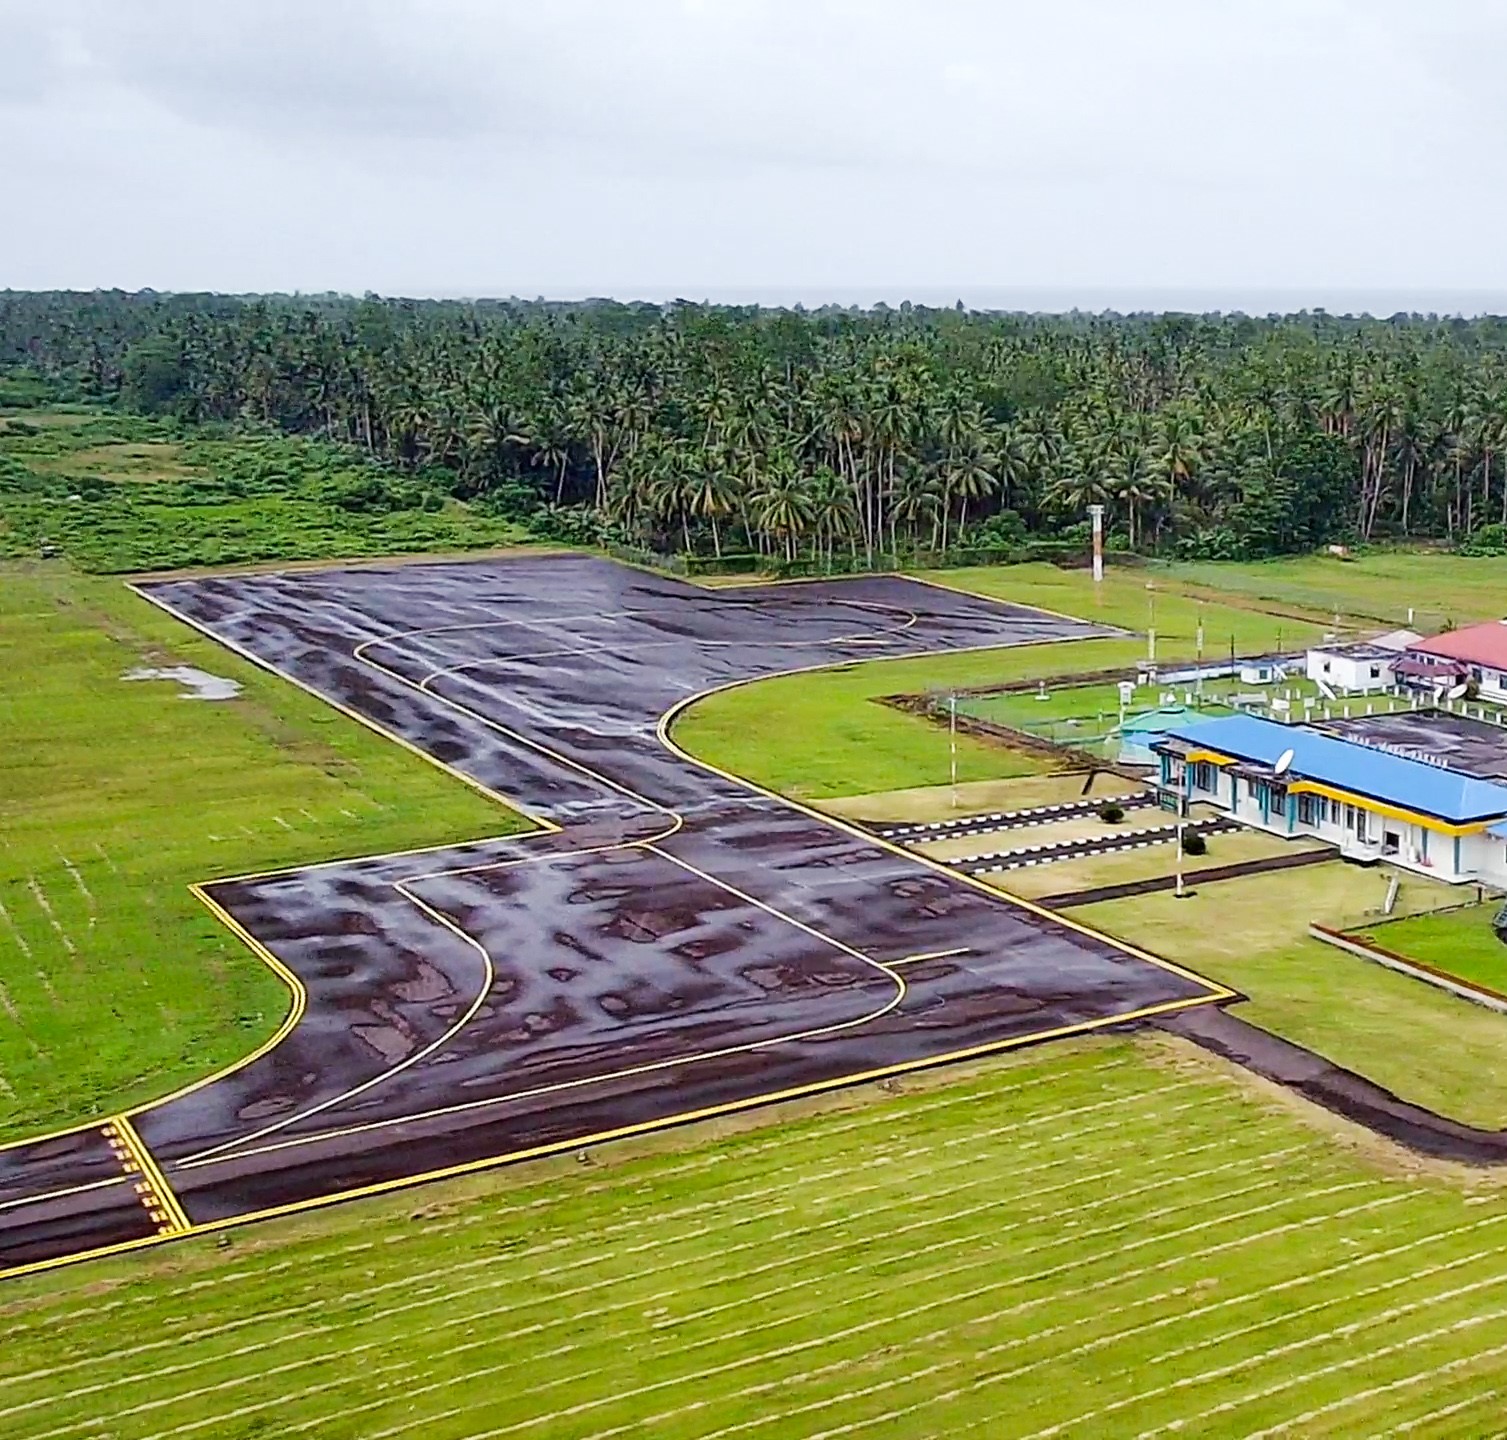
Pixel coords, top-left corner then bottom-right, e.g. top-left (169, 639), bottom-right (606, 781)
top-left (123, 665), bottom-right (243, 701)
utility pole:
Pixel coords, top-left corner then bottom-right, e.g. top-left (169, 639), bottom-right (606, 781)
top-left (949, 693), bottom-right (958, 809)
top-left (1146, 582), bottom-right (1157, 671)
top-left (1195, 607), bottom-right (1205, 703)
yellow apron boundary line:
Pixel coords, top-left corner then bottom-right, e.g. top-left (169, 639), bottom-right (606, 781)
top-left (181, 878), bottom-right (500, 1167)
top-left (181, 840), bottom-right (912, 1172)
top-left (899, 568), bottom-right (1138, 632)
top-left (0, 988), bottom-right (1216, 1286)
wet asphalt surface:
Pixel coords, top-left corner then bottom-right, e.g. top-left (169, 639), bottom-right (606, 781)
top-left (0, 555), bottom-right (1226, 1270)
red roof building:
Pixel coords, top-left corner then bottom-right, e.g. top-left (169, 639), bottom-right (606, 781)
top-left (1406, 621), bottom-right (1507, 698)
top-left (1411, 620), bottom-right (1507, 671)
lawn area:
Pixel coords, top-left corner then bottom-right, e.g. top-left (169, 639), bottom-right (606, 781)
top-left (1355, 903), bottom-right (1507, 996)
top-left (7, 1036), bottom-right (1507, 1438)
top-left (672, 645), bottom-right (1086, 800)
top-left (1161, 550), bottom-right (1507, 632)
top-left (819, 770), bottom-right (1137, 825)
top-left (0, 562), bottom-right (528, 1139)
top-left (930, 562), bottom-right (1332, 653)
top-left (998, 827), bottom-right (1316, 900)
top-left (1078, 863), bottom-right (1507, 1128)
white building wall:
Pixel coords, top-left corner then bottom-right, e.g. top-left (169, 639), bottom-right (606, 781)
top-left (1305, 650), bottom-right (1393, 692)
top-left (1167, 756), bottom-right (1489, 885)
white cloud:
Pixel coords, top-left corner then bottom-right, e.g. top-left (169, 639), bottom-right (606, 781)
top-left (1, 0), bottom-right (1505, 304)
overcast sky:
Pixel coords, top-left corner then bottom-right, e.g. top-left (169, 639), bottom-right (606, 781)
top-left (5, 0), bottom-right (1507, 310)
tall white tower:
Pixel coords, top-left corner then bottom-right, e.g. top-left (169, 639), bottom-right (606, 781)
top-left (1087, 504), bottom-right (1105, 583)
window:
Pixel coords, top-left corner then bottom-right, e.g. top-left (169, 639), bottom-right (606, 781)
top-left (1322, 660), bottom-right (1331, 673)
top-left (1369, 666), bottom-right (1380, 679)
top-left (1194, 761), bottom-right (1214, 791)
top-left (1297, 793), bottom-right (1319, 826)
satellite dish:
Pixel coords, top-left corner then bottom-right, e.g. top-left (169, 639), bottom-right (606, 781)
top-left (1274, 748), bottom-right (1295, 776)
top-left (1447, 682), bottom-right (1469, 700)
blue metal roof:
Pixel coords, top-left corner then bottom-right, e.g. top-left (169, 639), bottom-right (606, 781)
top-left (1158, 712), bottom-right (1507, 824)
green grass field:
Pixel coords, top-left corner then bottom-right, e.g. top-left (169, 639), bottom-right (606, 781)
top-left (12, 545), bottom-right (1507, 1434)
top-left (1161, 551), bottom-right (1507, 632)
top-left (1355, 904), bottom-right (1507, 996)
top-left (1079, 865), bottom-right (1507, 1128)
top-left (8, 1038), bottom-right (1507, 1439)
top-left (0, 410), bottom-right (536, 572)
top-left (0, 562), bottom-right (527, 1139)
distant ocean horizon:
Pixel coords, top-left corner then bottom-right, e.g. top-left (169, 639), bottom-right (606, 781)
top-left (436, 285), bottom-right (1507, 318)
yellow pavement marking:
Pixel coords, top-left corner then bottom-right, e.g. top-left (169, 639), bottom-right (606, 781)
top-left (179, 848), bottom-right (907, 1172)
top-left (104, 1117), bottom-right (190, 1234)
top-left (654, 682), bottom-right (1237, 1004)
top-left (128, 585), bottom-right (558, 831)
top-left (0, 981), bottom-right (1216, 1284)
top-left (181, 877), bottom-right (497, 1165)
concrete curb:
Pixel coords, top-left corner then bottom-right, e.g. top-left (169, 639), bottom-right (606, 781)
top-left (1309, 922), bottom-right (1507, 1016)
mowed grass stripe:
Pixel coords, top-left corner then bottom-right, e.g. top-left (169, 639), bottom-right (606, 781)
top-left (0, 1064), bottom-right (1213, 1401)
top-left (1367, 1385), bottom-right (1507, 1438)
top-left (8, 1078), bottom-right (1271, 1422)
top-left (84, 1176), bottom-right (1406, 1440)
top-left (5, 1043), bottom-right (1505, 1438)
top-left (0, 1046), bottom-right (1142, 1342)
top-left (702, 1219), bottom-right (1507, 1440)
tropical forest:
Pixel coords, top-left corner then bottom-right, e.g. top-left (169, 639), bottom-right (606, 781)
top-left (6, 290), bottom-right (1507, 573)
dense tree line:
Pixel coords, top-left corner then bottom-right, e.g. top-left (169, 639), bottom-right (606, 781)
top-left (7, 290), bottom-right (1507, 566)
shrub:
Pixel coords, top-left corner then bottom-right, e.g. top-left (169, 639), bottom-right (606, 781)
top-left (1181, 830), bottom-right (1208, 856)
top-left (1098, 803), bottom-right (1125, 824)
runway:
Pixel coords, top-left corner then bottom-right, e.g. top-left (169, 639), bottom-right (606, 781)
top-left (0, 555), bottom-right (1230, 1277)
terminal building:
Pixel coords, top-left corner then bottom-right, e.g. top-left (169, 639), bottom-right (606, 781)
top-left (1153, 712), bottom-right (1507, 886)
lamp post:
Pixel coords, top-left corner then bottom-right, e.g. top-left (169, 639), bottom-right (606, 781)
top-left (1195, 606), bottom-right (1205, 703)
